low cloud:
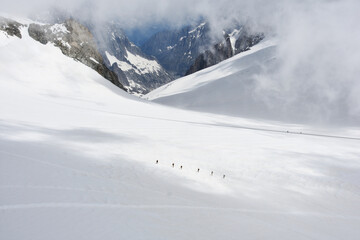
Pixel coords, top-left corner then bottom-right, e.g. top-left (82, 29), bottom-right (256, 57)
top-left (2, 0), bottom-right (360, 125)
top-left (253, 0), bottom-right (360, 125)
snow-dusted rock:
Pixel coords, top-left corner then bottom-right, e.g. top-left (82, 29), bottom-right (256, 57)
top-left (94, 22), bottom-right (173, 95)
top-left (27, 19), bottom-right (125, 90)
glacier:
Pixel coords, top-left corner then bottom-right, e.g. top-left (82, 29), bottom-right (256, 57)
top-left (1, 18), bottom-right (360, 240)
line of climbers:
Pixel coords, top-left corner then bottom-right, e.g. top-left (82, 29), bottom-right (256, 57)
top-left (155, 160), bottom-right (226, 179)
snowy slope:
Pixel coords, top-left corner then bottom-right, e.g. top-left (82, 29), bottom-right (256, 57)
top-left (1, 21), bottom-right (360, 240)
top-left (145, 37), bottom-right (359, 125)
top-left (145, 39), bottom-right (276, 114)
top-left (146, 39), bottom-right (276, 99)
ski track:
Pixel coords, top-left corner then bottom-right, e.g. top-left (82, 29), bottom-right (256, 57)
top-left (2, 98), bottom-right (360, 142)
top-left (0, 185), bottom-right (121, 194)
top-left (54, 101), bottom-right (360, 141)
top-left (0, 202), bottom-right (359, 220)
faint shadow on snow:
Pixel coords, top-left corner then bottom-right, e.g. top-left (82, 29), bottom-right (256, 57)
top-left (0, 120), bottom-right (135, 143)
top-left (256, 149), bottom-right (360, 201)
top-left (0, 120), bottom-right (234, 198)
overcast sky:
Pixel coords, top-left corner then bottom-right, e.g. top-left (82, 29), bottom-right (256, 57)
top-left (1, 0), bottom-right (360, 125)
top-left (0, 0), bottom-right (287, 30)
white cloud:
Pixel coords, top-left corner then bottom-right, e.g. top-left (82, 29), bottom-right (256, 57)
top-left (2, 0), bottom-right (360, 124)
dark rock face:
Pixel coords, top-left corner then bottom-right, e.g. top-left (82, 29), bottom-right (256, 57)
top-left (186, 29), bottom-right (264, 75)
top-left (142, 22), bottom-right (264, 78)
top-left (0, 17), bottom-right (24, 38)
top-left (28, 24), bottom-right (48, 44)
top-left (141, 23), bottom-right (211, 77)
top-left (93, 22), bottom-right (174, 95)
top-left (186, 36), bottom-right (233, 75)
top-left (28, 19), bottom-right (125, 90)
top-left (234, 31), bottom-right (264, 54)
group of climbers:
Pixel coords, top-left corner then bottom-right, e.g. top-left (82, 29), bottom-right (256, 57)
top-left (156, 160), bottom-right (226, 179)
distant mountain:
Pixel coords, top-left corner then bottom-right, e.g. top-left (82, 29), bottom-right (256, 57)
top-left (4, 16), bottom-right (176, 95)
top-left (141, 23), bottom-right (264, 78)
top-left (94, 22), bottom-right (174, 95)
top-left (141, 22), bottom-right (212, 77)
top-left (124, 24), bottom-right (169, 47)
top-left (31, 10), bottom-right (174, 95)
top-left (6, 12), bottom-right (264, 95)
top-left (186, 28), bottom-right (265, 75)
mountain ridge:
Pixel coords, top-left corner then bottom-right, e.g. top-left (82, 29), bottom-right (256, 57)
top-left (94, 21), bottom-right (174, 95)
top-left (141, 22), bottom-right (212, 77)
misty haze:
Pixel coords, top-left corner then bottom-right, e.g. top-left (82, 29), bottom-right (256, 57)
top-left (1, 1), bottom-right (360, 240)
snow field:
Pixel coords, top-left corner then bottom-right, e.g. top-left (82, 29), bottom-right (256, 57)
top-left (1, 19), bottom-right (360, 240)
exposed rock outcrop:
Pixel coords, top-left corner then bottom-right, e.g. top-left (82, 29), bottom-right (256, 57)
top-left (186, 37), bottom-right (233, 75)
top-left (0, 17), bottom-right (24, 38)
top-left (93, 21), bottom-right (174, 95)
top-left (141, 22), bottom-right (211, 77)
top-left (142, 22), bottom-right (264, 78)
top-left (185, 30), bottom-right (264, 75)
top-left (28, 19), bottom-right (125, 90)
top-left (234, 31), bottom-right (265, 54)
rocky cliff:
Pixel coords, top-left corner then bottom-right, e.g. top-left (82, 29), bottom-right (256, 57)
top-left (0, 17), bottom-right (25, 38)
top-left (93, 22), bottom-right (173, 95)
top-left (186, 29), bottom-right (264, 75)
top-left (28, 19), bottom-right (125, 90)
top-left (141, 22), bottom-right (211, 77)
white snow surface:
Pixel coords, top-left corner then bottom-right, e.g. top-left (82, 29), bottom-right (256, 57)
top-left (105, 51), bottom-right (139, 73)
top-left (145, 37), bottom-right (359, 125)
top-left (125, 49), bottom-right (161, 74)
top-left (105, 50), bottom-right (161, 75)
top-left (1, 23), bottom-right (360, 240)
top-left (146, 39), bottom-right (276, 100)
top-left (0, 31), bottom-right (15, 47)
top-left (89, 57), bottom-right (99, 64)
